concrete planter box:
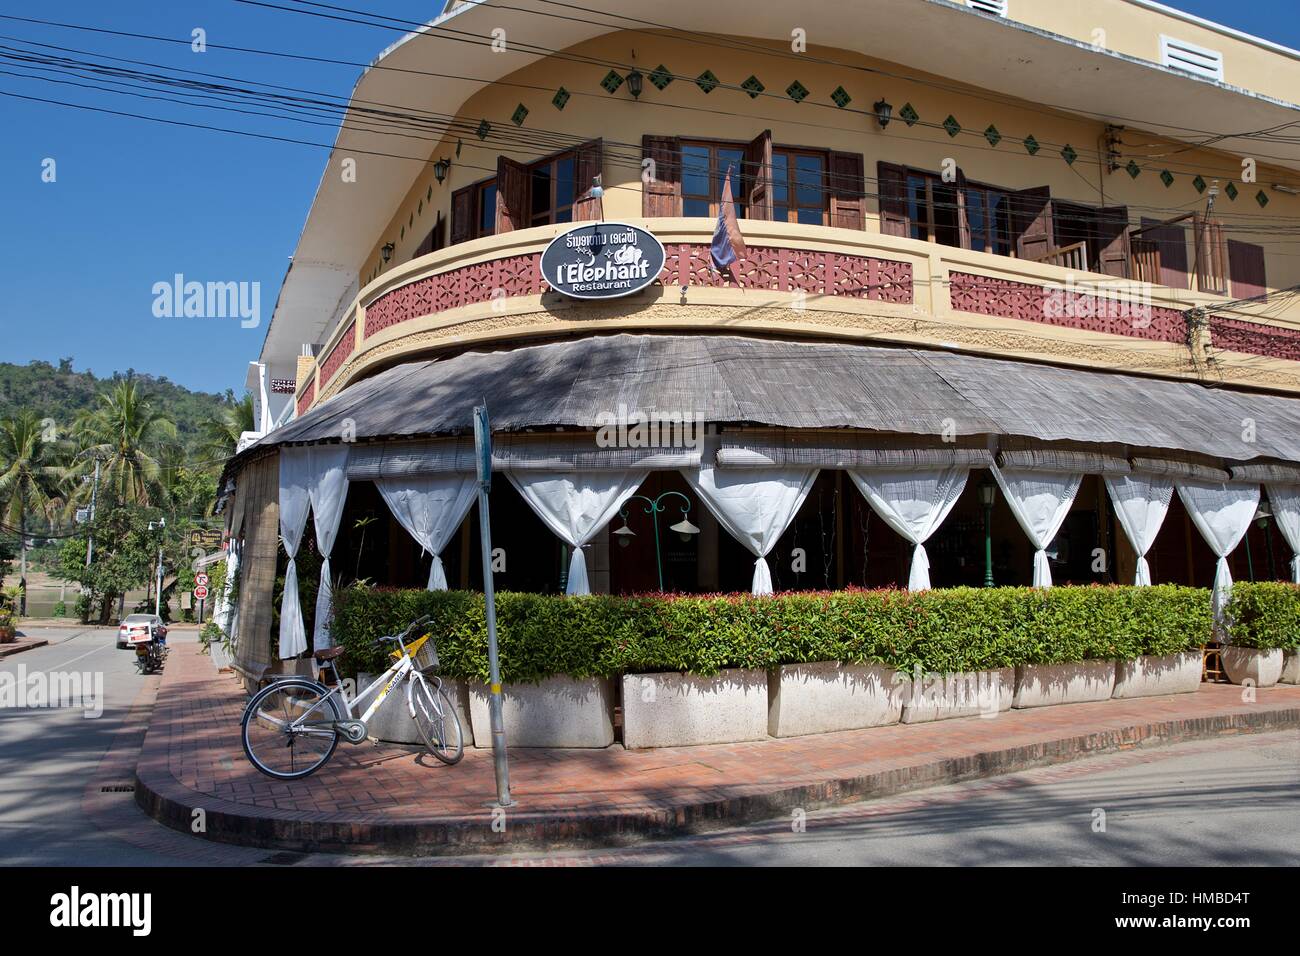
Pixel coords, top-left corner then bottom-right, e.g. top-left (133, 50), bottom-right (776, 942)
top-left (1220, 646), bottom-right (1283, 687)
top-left (357, 673), bottom-right (473, 747)
top-left (1112, 652), bottom-right (1203, 699)
top-left (1012, 660), bottom-right (1117, 709)
top-left (1280, 650), bottom-right (1300, 685)
top-left (899, 667), bottom-right (1014, 723)
top-left (468, 676), bottom-right (615, 748)
top-left (767, 662), bottom-right (902, 736)
top-left (623, 668), bottom-right (767, 749)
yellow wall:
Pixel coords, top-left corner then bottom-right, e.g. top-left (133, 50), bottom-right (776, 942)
top-left (1011, 0), bottom-right (1300, 103)
top-left (362, 28), bottom-right (1299, 300)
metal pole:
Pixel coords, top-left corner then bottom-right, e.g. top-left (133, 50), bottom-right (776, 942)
top-left (983, 503), bottom-right (995, 588)
top-left (650, 501), bottom-right (665, 592)
top-left (474, 404), bottom-right (512, 807)
top-left (85, 458), bottom-right (99, 568)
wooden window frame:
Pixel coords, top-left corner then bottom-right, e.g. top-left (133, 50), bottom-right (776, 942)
top-left (527, 150), bottom-right (579, 227)
top-left (680, 140), bottom-right (750, 218)
top-left (771, 148), bottom-right (830, 226)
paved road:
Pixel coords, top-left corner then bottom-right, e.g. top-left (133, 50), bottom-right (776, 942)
top-left (1, 630), bottom-right (1296, 866)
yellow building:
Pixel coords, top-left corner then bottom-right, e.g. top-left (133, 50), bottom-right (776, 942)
top-left (226, 0), bottom-right (1300, 679)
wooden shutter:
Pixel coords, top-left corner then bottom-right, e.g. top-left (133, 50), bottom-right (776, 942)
top-left (1140, 217), bottom-right (1189, 289)
top-left (495, 155), bottom-right (529, 234)
top-left (955, 167), bottom-right (972, 250)
top-left (450, 186), bottom-right (474, 245)
top-left (1010, 186), bottom-right (1054, 260)
top-left (413, 229), bottom-right (434, 259)
top-left (1227, 239), bottom-right (1267, 300)
top-left (431, 214), bottom-right (446, 253)
top-left (1193, 214), bottom-right (1228, 294)
top-left (1096, 206), bottom-right (1131, 278)
top-left (642, 135), bottom-right (681, 217)
top-left (876, 162), bottom-right (909, 237)
top-left (572, 139), bottom-right (604, 221)
top-left (828, 151), bottom-right (865, 230)
top-left (743, 129), bottom-right (774, 221)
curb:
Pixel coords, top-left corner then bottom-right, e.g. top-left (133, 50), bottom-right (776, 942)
top-left (135, 705), bottom-right (1300, 855)
top-left (0, 640), bottom-right (49, 658)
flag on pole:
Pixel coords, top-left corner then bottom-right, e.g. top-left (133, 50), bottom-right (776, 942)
top-left (710, 165), bottom-right (747, 273)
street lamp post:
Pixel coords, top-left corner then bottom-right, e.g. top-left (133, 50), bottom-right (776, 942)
top-left (978, 480), bottom-right (996, 588)
top-left (614, 492), bottom-right (699, 592)
top-left (148, 518), bottom-right (166, 617)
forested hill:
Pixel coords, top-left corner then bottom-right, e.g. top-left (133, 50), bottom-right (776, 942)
top-left (0, 358), bottom-right (235, 454)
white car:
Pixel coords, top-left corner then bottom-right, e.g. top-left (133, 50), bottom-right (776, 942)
top-left (117, 614), bottom-right (167, 649)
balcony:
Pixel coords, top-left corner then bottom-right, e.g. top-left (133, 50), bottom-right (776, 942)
top-left (294, 218), bottom-right (1300, 417)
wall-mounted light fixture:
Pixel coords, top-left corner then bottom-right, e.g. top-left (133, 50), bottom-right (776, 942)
top-left (627, 67), bottom-right (643, 99)
top-left (433, 157), bottom-right (451, 184)
top-left (381, 242), bottom-right (394, 263)
top-left (873, 99), bottom-right (893, 129)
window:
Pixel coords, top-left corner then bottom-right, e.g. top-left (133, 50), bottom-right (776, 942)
top-left (475, 180), bottom-right (496, 239)
top-left (905, 172), bottom-right (961, 247)
top-left (681, 142), bottom-right (747, 218)
top-left (963, 186), bottom-right (1013, 256)
top-left (772, 150), bottom-right (828, 226)
top-left (529, 152), bottom-right (578, 226)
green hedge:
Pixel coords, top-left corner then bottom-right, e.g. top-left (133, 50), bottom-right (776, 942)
top-left (330, 584), bottom-right (1214, 683)
top-left (1226, 582), bottom-right (1300, 649)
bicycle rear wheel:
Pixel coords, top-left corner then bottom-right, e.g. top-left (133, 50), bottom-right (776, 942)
top-left (241, 679), bottom-right (342, 780)
top-left (409, 674), bottom-right (464, 765)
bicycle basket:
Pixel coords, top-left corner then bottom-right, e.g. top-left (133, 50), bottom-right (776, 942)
top-left (413, 634), bottom-right (440, 672)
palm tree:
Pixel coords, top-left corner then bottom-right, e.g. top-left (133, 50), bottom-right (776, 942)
top-left (69, 379), bottom-right (176, 507)
top-left (199, 392), bottom-right (255, 464)
top-left (0, 411), bottom-right (66, 613)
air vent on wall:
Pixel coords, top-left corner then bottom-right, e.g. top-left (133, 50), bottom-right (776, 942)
top-left (1159, 35), bottom-right (1224, 82)
top-left (968, 0), bottom-right (1007, 15)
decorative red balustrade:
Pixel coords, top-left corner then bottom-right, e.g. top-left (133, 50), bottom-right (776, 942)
top-left (948, 271), bottom-right (1186, 344)
top-left (319, 318), bottom-right (356, 384)
top-left (295, 377), bottom-right (315, 417)
top-left (1210, 315), bottom-right (1300, 362)
top-left (361, 245), bottom-right (914, 338)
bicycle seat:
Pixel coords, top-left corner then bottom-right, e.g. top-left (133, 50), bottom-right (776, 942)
top-left (313, 647), bottom-right (345, 662)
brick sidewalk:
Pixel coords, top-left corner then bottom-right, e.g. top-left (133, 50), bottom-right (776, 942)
top-left (135, 642), bottom-right (1300, 854)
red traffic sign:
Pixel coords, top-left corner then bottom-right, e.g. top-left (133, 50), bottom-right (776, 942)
top-left (194, 585), bottom-right (210, 600)
top-left (195, 572), bottom-right (210, 587)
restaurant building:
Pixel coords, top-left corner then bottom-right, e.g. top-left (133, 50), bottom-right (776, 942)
top-left (224, 0), bottom-right (1300, 681)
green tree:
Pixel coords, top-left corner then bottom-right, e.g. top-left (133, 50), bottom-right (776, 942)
top-left (69, 379), bottom-right (175, 507)
top-left (58, 502), bottom-right (156, 624)
top-left (0, 411), bottom-right (66, 611)
top-left (199, 392), bottom-right (255, 464)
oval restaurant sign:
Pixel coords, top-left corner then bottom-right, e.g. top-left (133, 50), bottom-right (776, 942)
top-left (540, 221), bottom-right (665, 299)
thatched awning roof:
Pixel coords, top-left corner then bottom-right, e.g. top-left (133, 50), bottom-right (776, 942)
top-left (234, 334), bottom-right (1300, 472)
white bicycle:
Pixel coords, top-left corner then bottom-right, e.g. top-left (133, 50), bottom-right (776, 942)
top-left (240, 616), bottom-right (464, 779)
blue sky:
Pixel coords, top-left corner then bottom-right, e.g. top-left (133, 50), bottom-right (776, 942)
top-left (1, 0), bottom-right (1296, 396)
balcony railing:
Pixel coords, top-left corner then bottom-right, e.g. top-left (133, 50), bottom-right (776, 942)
top-left (289, 218), bottom-right (1300, 415)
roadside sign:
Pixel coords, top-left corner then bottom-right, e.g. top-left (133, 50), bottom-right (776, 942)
top-left (194, 584), bottom-right (209, 600)
top-left (195, 572), bottom-right (210, 587)
top-left (189, 528), bottom-right (222, 551)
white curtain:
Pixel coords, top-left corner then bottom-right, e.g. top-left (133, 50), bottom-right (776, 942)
top-left (277, 448), bottom-right (312, 659)
top-left (376, 475), bottom-right (477, 590)
top-left (308, 447), bottom-right (350, 650)
top-left (991, 466), bottom-right (1083, 588)
top-left (509, 471), bottom-right (648, 595)
top-left (1105, 474), bottom-right (1174, 586)
top-left (849, 468), bottom-right (968, 591)
top-left (1266, 483), bottom-right (1300, 584)
top-left (215, 541), bottom-right (240, 635)
top-left (683, 465), bottom-right (818, 595)
top-left (1178, 479), bottom-right (1260, 626)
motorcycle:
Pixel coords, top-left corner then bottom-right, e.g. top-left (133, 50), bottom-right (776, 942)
top-left (126, 621), bottom-right (166, 674)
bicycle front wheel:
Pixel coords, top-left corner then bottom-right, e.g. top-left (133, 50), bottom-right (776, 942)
top-left (241, 679), bottom-right (342, 780)
top-left (409, 674), bottom-right (464, 765)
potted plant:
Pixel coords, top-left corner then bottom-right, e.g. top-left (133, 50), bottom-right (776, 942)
top-left (0, 607), bottom-right (14, 643)
top-left (1222, 583), bottom-right (1297, 688)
